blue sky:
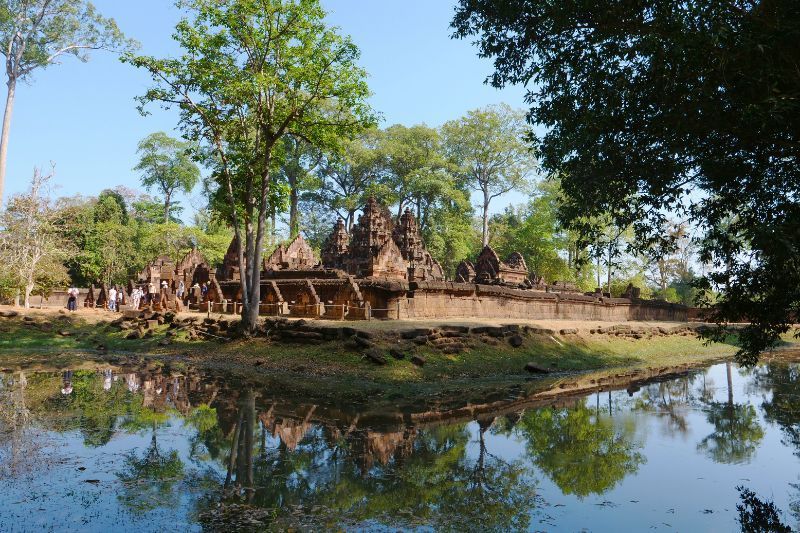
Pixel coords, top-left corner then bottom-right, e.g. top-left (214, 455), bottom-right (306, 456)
top-left (4, 0), bottom-right (529, 220)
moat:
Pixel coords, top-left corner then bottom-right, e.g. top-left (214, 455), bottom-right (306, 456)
top-left (1, 359), bottom-right (798, 531)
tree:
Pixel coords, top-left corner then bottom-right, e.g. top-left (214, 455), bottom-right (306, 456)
top-left (0, 166), bottom-right (71, 307)
top-left (0, 0), bottom-right (134, 204)
top-left (442, 104), bottom-right (534, 246)
top-left (126, 0), bottom-right (374, 334)
top-left (278, 136), bottom-right (322, 238)
top-left (490, 180), bottom-right (572, 283)
top-left (309, 129), bottom-right (383, 232)
top-left (452, 0), bottom-right (800, 365)
top-left (379, 123), bottom-right (452, 228)
top-left (134, 132), bottom-right (200, 224)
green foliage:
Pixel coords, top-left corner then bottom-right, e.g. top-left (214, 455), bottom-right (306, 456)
top-left (0, 0), bottom-right (134, 80)
top-left (512, 403), bottom-right (644, 498)
top-left (737, 486), bottom-right (792, 533)
top-left (135, 132), bottom-right (200, 224)
top-left (56, 191), bottom-right (231, 286)
top-left (423, 189), bottom-right (480, 277)
top-left (125, 0), bottom-right (374, 329)
top-left (452, 0), bottom-right (800, 364)
top-left (490, 181), bottom-right (571, 283)
top-left (442, 104), bottom-right (534, 245)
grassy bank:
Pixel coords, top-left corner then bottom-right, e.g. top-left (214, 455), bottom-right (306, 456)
top-left (2, 308), bottom-right (794, 383)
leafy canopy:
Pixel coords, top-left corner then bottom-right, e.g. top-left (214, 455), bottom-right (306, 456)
top-left (452, 0), bottom-right (800, 364)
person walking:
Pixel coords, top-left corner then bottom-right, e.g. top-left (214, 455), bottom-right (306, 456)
top-left (177, 280), bottom-right (185, 302)
top-left (108, 286), bottom-right (117, 312)
top-left (67, 286), bottom-right (79, 312)
top-left (201, 281), bottom-right (209, 302)
top-left (148, 282), bottom-right (157, 305)
top-left (117, 287), bottom-right (124, 311)
top-left (131, 287), bottom-right (142, 310)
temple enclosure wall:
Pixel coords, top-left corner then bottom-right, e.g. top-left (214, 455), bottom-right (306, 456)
top-left (388, 283), bottom-right (687, 322)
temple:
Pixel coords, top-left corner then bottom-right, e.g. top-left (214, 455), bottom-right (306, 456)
top-left (207, 198), bottom-right (687, 321)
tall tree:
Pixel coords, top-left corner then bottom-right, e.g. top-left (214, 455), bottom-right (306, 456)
top-left (379, 123), bottom-right (452, 227)
top-left (310, 129), bottom-right (383, 232)
top-left (442, 104), bottom-right (534, 246)
top-left (126, 0), bottom-right (373, 333)
top-left (134, 132), bottom-right (200, 224)
top-left (0, 166), bottom-right (71, 307)
top-left (278, 136), bottom-right (322, 238)
top-left (452, 0), bottom-right (800, 365)
top-left (0, 0), bottom-right (134, 204)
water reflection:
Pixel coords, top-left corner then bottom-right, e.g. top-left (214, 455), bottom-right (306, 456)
top-left (1, 360), bottom-right (799, 531)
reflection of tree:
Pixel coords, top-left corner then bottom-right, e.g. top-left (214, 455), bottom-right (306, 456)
top-left (752, 363), bottom-right (800, 457)
top-left (512, 403), bottom-right (644, 498)
top-left (633, 375), bottom-right (696, 436)
top-left (209, 416), bottom-right (537, 531)
top-left (698, 363), bottom-right (764, 464)
top-left (117, 420), bottom-right (185, 514)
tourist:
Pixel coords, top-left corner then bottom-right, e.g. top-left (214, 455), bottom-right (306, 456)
top-left (66, 286), bottom-right (79, 312)
top-left (131, 287), bottom-right (142, 310)
top-left (177, 280), bottom-right (185, 302)
top-left (117, 287), bottom-right (124, 310)
top-left (148, 282), bottom-right (157, 305)
top-left (102, 369), bottom-right (113, 392)
top-left (61, 370), bottom-right (73, 396)
top-left (108, 286), bottom-right (117, 312)
top-left (201, 281), bottom-right (209, 301)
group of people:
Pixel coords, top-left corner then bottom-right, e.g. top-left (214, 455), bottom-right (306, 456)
top-left (65, 279), bottom-right (213, 313)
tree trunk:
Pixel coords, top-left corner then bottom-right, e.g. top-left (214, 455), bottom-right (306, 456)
top-left (0, 79), bottom-right (16, 204)
top-left (606, 242), bottom-right (613, 295)
top-left (24, 282), bottom-right (33, 309)
top-left (241, 160), bottom-right (271, 335)
top-left (164, 190), bottom-right (171, 224)
top-left (481, 191), bottom-right (490, 247)
top-left (726, 361), bottom-right (734, 406)
top-left (289, 178), bottom-right (299, 238)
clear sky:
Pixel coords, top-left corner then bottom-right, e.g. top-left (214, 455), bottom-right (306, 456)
top-left (3, 0), bottom-right (528, 219)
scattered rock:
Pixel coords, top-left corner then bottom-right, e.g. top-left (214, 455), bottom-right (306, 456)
top-left (0, 310), bottom-right (19, 318)
top-left (401, 328), bottom-right (433, 339)
top-left (352, 335), bottom-right (374, 349)
top-left (58, 330), bottom-right (72, 337)
top-left (525, 363), bottom-right (551, 374)
top-left (471, 326), bottom-right (504, 337)
top-left (411, 336), bottom-right (428, 345)
top-left (411, 355), bottom-right (426, 367)
top-left (159, 338), bottom-right (171, 346)
top-left (508, 334), bottom-right (524, 347)
top-left (442, 343), bottom-right (465, 354)
top-left (389, 348), bottom-right (406, 360)
top-left (126, 330), bottom-right (142, 340)
top-left (559, 328), bottom-right (578, 335)
top-left (23, 316), bottom-right (35, 322)
top-left (363, 348), bottom-right (388, 365)
top-left (146, 320), bottom-right (159, 330)
top-left (279, 330), bottom-right (324, 343)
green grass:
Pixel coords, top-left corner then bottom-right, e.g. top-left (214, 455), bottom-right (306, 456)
top-left (2, 314), bottom-right (797, 388)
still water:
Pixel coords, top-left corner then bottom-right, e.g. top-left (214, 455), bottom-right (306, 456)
top-left (0, 360), bottom-right (798, 532)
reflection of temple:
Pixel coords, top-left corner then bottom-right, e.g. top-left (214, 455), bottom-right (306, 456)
top-left (212, 198), bottom-right (687, 321)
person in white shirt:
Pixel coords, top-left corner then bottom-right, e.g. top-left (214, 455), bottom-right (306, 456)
top-left (108, 286), bottom-right (117, 312)
top-left (67, 286), bottom-right (79, 312)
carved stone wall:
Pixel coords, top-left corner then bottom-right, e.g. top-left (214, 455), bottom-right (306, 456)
top-left (393, 208), bottom-right (445, 281)
top-left (264, 234), bottom-right (319, 271)
top-left (474, 245), bottom-right (529, 285)
top-left (344, 198), bottom-right (407, 280)
top-left (321, 219), bottom-right (349, 270)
